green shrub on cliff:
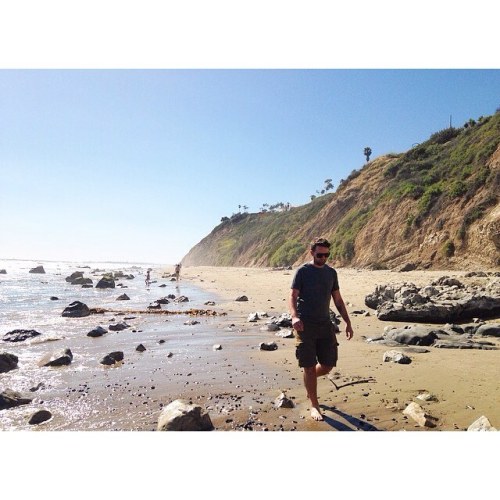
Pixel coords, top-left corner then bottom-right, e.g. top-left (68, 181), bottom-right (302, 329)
top-left (270, 240), bottom-right (306, 267)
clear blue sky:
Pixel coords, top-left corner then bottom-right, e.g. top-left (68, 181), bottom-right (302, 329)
top-left (1, 69), bottom-right (499, 264)
top-left (1, 2), bottom-right (499, 264)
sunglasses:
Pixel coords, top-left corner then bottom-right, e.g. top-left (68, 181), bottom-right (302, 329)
top-left (315, 252), bottom-right (330, 258)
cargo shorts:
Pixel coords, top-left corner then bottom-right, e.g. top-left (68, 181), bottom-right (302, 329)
top-left (295, 320), bottom-right (339, 368)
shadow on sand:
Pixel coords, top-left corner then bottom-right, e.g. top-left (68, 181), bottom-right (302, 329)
top-left (320, 404), bottom-right (380, 431)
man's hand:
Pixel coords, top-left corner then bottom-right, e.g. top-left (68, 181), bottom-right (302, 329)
top-left (345, 324), bottom-right (354, 340)
top-left (292, 317), bottom-right (304, 332)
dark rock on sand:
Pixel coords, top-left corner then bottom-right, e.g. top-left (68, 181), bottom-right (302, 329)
top-left (235, 295), bottom-right (248, 302)
top-left (116, 293), bottom-right (130, 301)
top-left (148, 302), bottom-right (162, 309)
top-left (136, 344), bottom-right (146, 352)
top-left (42, 348), bottom-right (73, 367)
top-left (155, 297), bottom-right (170, 304)
top-left (271, 312), bottom-right (293, 328)
top-left (87, 326), bottom-right (108, 337)
top-left (50, 296), bottom-right (59, 301)
top-left (274, 392), bottom-right (295, 409)
top-left (109, 322), bottom-right (129, 331)
top-left (0, 269), bottom-right (7, 274)
top-left (259, 341), bottom-right (278, 351)
top-left (29, 265), bottom-right (45, 274)
top-left (383, 350), bottom-right (412, 364)
top-left (29, 410), bottom-right (52, 425)
top-left (3, 329), bottom-right (42, 342)
top-left (0, 352), bottom-right (18, 373)
top-left (0, 389), bottom-right (32, 410)
top-left (62, 301), bottom-right (90, 318)
top-left (383, 326), bottom-right (440, 346)
top-left (175, 295), bottom-right (189, 303)
top-left (100, 351), bottom-right (124, 365)
top-left (157, 399), bottom-right (214, 431)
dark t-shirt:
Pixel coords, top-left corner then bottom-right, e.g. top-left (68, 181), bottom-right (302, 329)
top-left (291, 263), bottom-right (339, 324)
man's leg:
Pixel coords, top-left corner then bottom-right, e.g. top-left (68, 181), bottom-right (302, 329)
top-left (303, 363), bottom-right (333, 421)
top-left (303, 366), bottom-right (322, 420)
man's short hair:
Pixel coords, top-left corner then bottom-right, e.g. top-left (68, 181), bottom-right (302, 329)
top-left (310, 237), bottom-right (331, 251)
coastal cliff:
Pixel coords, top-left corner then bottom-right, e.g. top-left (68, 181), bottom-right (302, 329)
top-left (183, 112), bottom-right (500, 270)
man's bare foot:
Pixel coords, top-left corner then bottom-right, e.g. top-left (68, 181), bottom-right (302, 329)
top-left (310, 407), bottom-right (324, 421)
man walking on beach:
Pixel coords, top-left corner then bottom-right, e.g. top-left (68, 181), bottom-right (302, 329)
top-left (289, 237), bottom-right (354, 421)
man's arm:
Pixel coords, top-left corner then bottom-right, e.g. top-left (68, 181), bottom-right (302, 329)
top-left (332, 289), bottom-right (353, 340)
top-left (289, 288), bottom-right (304, 332)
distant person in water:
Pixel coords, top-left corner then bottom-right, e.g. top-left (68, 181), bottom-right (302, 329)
top-left (289, 237), bottom-right (354, 421)
top-left (174, 263), bottom-right (181, 282)
top-left (145, 269), bottom-right (151, 286)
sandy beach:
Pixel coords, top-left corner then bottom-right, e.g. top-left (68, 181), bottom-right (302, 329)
top-left (2, 264), bottom-right (499, 433)
top-left (176, 265), bottom-right (500, 431)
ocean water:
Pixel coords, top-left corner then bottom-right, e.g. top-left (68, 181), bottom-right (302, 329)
top-left (0, 259), bottom-right (228, 430)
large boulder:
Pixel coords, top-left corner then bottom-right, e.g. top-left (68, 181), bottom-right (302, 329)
top-left (62, 301), bottom-right (90, 318)
top-left (0, 389), bottom-right (32, 410)
top-left (3, 329), bottom-right (42, 342)
top-left (157, 399), bottom-right (214, 431)
top-left (365, 279), bottom-right (500, 323)
top-left (0, 352), bottom-right (18, 373)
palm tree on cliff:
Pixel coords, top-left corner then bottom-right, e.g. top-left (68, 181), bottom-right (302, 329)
top-left (364, 147), bottom-right (372, 163)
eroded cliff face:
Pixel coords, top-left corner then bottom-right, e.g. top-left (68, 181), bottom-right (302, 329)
top-left (183, 120), bottom-right (500, 271)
